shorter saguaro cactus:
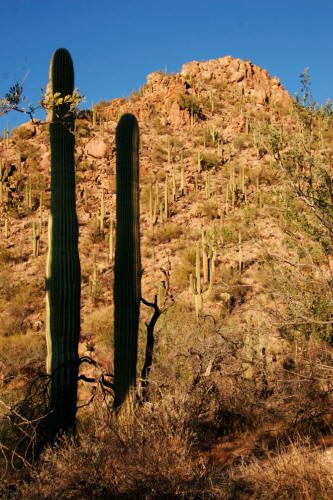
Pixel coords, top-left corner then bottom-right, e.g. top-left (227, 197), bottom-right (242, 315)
top-left (114, 113), bottom-right (141, 413)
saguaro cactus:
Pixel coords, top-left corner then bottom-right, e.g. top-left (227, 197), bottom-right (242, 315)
top-left (45, 48), bottom-right (80, 438)
top-left (114, 113), bottom-right (141, 412)
top-left (190, 241), bottom-right (215, 320)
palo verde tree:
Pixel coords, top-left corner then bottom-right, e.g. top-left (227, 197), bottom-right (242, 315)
top-left (0, 76), bottom-right (41, 121)
top-left (257, 69), bottom-right (333, 344)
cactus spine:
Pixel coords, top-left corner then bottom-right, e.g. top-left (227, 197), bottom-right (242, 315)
top-left (45, 48), bottom-right (80, 439)
top-left (114, 113), bottom-right (141, 413)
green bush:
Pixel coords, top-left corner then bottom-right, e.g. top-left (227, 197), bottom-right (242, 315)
top-left (177, 94), bottom-right (204, 119)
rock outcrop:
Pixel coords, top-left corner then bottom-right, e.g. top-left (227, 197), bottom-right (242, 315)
top-left (181, 56), bottom-right (291, 106)
top-left (103, 56), bottom-right (291, 128)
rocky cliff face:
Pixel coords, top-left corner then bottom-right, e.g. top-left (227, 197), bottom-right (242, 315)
top-left (103, 55), bottom-right (291, 129)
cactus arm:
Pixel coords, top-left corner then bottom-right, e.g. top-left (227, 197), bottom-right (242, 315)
top-left (195, 240), bottom-right (201, 295)
top-left (189, 271), bottom-right (202, 320)
top-left (203, 250), bottom-right (216, 300)
top-left (189, 273), bottom-right (197, 294)
top-left (164, 174), bottom-right (168, 219)
top-left (202, 230), bottom-right (209, 284)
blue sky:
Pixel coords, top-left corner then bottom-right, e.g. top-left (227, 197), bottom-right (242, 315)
top-left (1, 0), bottom-right (332, 131)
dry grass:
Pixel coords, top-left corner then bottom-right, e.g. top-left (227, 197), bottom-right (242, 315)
top-left (229, 440), bottom-right (333, 499)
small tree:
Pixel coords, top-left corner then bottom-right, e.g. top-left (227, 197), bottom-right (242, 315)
top-left (257, 69), bottom-right (333, 344)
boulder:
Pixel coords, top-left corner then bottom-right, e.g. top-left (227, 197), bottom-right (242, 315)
top-left (40, 151), bottom-right (50, 170)
top-left (85, 137), bottom-right (109, 159)
top-left (181, 61), bottom-right (200, 78)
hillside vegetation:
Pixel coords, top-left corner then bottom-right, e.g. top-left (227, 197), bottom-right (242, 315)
top-left (0, 56), bottom-right (333, 498)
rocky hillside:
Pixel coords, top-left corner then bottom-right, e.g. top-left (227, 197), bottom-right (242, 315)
top-left (1, 55), bottom-right (333, 497)
top-left (0, 55), bottom-right (295, 350)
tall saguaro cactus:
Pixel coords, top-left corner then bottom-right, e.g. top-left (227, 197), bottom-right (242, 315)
top-left (45, 48), bottom-right (81, 438)
top-left (114, 113), bottom-right (141, 412)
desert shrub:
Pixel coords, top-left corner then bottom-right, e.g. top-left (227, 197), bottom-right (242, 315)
top-left (87, 216), bottom-right (105, 244)
top-left (231, 441), bottom-right (333, 500)
top-left (18, 392), bottom-right (203, 499)
top-left (151, 143), bottom-right (166, 163)
top-left (200, 152), bottom-right (220, 170)
top-left (14, 139), bottom-right (39, 161)
top-left (75, 118), bottom-right (91, 137)
top-left (178, 94), bottom-right (204, 119)
top-left (258, 96), bottom-right (333, 345)
top-left (30, 172), bottom-right (48, 192)
top-left (140, 182), bottom-right (153, 213)
top-left (0, 332), bottom-right (45, 399)
top-left (169, 136), bottom-right (184, 150)
top-left (0, 246), bottom-right (12, 264)
top-left (149, 222), bottom-right (182, 243)
top-left (219, 265), bottom-right (247, 308)
top-left (76, 159), bottom-right (94, 172)
top-left (11, 126), bottom-right (35, 141)
top-left (263, 257), bottom-right (333, 345)
top-left (195, 200), bottom-right (219, 219)
top-left (172, 247), bottom-right (196, 288)
top-left (82, 307), bottom-right (113, 350)
top-left (0, 277), bottom-right (43, 336)
top-left (233, 134), bottom-right (248, 151)
top-left (95, 99), bottom-right (113, 111)
top-left (151, 116), bottom-right (165, 134)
